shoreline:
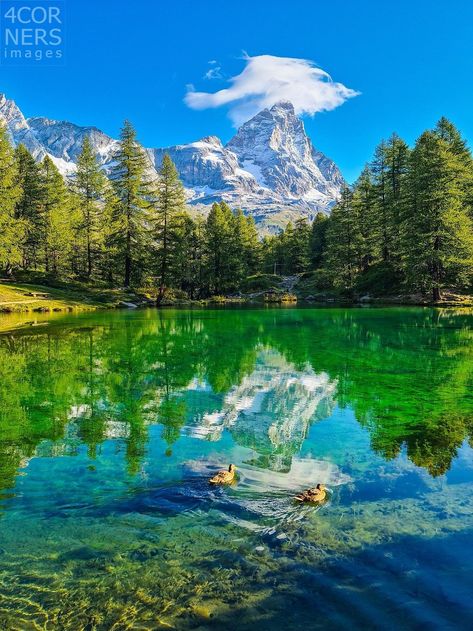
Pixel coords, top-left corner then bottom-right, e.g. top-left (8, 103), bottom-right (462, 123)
top-left (1, 281), bottom-right (472, 320)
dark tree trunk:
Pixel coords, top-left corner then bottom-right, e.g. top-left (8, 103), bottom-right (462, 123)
top-left (124, 254), bottom-right (131, 287)
top-left (156, 284), bottom-right (165, 306)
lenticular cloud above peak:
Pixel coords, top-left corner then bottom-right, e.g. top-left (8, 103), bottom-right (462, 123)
top-left (185, 54), bottom-right (359, 126)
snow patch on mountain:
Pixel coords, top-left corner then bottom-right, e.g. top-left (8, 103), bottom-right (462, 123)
top-left (0, 92), bottom-right (345, 233)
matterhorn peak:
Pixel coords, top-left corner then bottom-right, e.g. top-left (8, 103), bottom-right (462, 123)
top-left (0, 91), bottom-right (344, 234)
top-left (269, 100), bottom-right (296, 115)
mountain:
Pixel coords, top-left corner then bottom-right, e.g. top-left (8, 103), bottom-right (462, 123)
top-left (0, 93), bottom-right (345, 233)
top-left (183, 348), bottom-right (337, 472)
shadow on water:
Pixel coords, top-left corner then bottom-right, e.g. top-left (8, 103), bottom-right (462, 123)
top-left (190, 528), bottom-right (473, 631)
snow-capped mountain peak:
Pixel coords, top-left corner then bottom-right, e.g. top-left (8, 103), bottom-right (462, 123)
top-left (226, 100), bottom-right (344, 201)
top-left (0, 93), bottom-right (345, 233)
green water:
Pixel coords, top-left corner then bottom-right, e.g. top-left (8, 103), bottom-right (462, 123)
top-left (0, 306), bottom-right (472, 630)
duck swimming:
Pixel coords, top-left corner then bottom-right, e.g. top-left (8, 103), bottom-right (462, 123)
top-left (295, 483), bottom-right (327, 503)
top-left (209, 464), bottom-right (237, 485)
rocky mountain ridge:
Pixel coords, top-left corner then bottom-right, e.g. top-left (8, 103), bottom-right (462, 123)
top-left (0, 93), bottom-right (345, 233)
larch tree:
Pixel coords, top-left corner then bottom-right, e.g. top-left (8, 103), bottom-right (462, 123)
top-left (110, 121), bottom-right (151, 287)
top-left (204, 202), bottom-right (234, 295)
top-left (153, 153), bottom-right (186, 304)
top-left (288, 218), bottom-right (311, 273)
top-left (384, 133), bottom-right (410, 268)
top-left (325, 187), bottom-right (363, 291)
top-left (434, 117), bottom-right (473, 220)
top-left (232, 209), bottom-right (261, 285)
top-left (40, 156), bottom-right (77, 275)
top-left (74, 136), bottom-right (107, 278)
top-left (405, 131), bottom-right (473, 300)
top-left (310, 212), bottom-right (329, 269)
top-left (0, 124), bottom-right (24, 275)
top-left (370, 141), bottom-right (392, 262)
top-left (14, 144), bottom-right (43, 269)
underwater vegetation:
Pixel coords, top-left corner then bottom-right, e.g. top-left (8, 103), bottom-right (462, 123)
top-left (0, 306), bottom-right (472, 628)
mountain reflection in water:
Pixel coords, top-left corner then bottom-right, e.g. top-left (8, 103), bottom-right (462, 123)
top-left (1, 307), bottom-right (473, 630)
top-left (0, 307), bottom-right (472, 498)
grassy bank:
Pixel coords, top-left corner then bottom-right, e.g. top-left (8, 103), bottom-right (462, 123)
top-left (295, 272), bottom-right (473, 307)
top-left (0, 280), bottom-right (153, 314)
top-left (1, 274), bottom-right (472, 319)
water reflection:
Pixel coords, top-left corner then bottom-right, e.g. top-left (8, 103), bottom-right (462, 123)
top-left (0, 307), bottom-right (472, 502)
top-left (1, 308), bottom-right (473, 629)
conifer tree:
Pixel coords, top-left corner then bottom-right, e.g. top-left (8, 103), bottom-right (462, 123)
top-left (15, 144), bottom-right (43, 269)
top-left (261, 234), bottom-right (282, 275)
top-left (0, 124), bottom-right (24, 274)
top-left (101, 189), bottom-right (120, 285)
top-left (405, 131), bottom-right (473, 300)
top-left (289, 218), bottom-right (311, 273)
top-left (232, 209), bottom-right (261, 284)
top-left (351, 166), bottom-right (376, 271)
top-left (110, 121), bottom-right (151, 287)
top-left (370, 141), bottom-right (391, 262)
top-left (325, 187), bottom-right (363, 291)
top-left (434, 117), bottom-right (473, 219)
top-left (384, 133), bottom-right (410, 268)
top-left (40, 156), bottom-right (77, 275)
top-left (205, 202), bottom-right (234, 295)
top-left (153, 154), bottom-right (186, 304)
top-left (172, 214), bottom-right (205, 299)
top-left (310, 212), bottom-right (329, 269)
top-left (74, 136), bottom-right (107, 278)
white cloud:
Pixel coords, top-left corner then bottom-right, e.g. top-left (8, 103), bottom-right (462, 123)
top-left (204, 65), bottom-right (223, 80)
top-left (185, 54), bottom-right (359, 126)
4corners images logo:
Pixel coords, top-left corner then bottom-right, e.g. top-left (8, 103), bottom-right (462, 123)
top-left (0, 0), bottom-right (65, 64)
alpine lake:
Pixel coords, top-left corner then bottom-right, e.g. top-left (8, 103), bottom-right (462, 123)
top-left (0, 305), bottom-right (472, 630)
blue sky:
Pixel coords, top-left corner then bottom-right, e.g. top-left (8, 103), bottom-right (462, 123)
top-left (1, 0), bottom-right (472, 181)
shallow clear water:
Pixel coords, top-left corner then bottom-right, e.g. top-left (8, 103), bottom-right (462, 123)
top-left (0, 306), bottom-right (472, 630)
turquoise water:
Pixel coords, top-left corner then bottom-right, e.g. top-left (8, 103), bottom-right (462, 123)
top-left (0, 306), bottom-right (472, 629)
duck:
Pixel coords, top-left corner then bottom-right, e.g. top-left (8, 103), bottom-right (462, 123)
top-left (209, 464), bottom-right (237, 485)
top-left (295, 483), bottom-right (327, 503)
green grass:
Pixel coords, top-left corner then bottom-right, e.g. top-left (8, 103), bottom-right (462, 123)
top-left (241, 273), bottom-right (281, 293)
top-left (0, 280), bottom-right (151, 314)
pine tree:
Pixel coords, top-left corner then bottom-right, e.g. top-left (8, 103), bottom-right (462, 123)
top-left (434, 117), bottom-right (473, 219)
top-left (101, 188), bottom-right (120, 285)
top-left (289, 218), bottom-right (311, 273)
top-left (434, 117), bottom-right (472, 161)
top-left (40, 156), bottom-right (77, 275)
top-left (405, 131), bottom-right (473, 300)
top-left (370, 141), bottom-right (392, 262)
top-left (110, 121), bottom-right (151, 287)
top-left (204, 202), bottom-right (234, 295)
top-left (310, 212), bottom-right (329, 269)
top-left (351, 166), bottom-right (376, 271)
top-left (243, 215), bottom-right (261, 275)
top-left (384, 133), bottom-right (410, 268)
top-left (325, 187), bottom-right (363, 291)
top-left (0, 124), bottom-right (24, 275)
top-left (261, 234), bottom-right (282, 275)
top-left (153, 154), bottom-right (186, 304)
top-left (172, 213), bottom-right (205, 299)
top-left (73, 136), bottom-right (107, 278)
top-left (232, 209), bottom-right (261, 285)
top-left (15, 144), bottom-right (43, 269)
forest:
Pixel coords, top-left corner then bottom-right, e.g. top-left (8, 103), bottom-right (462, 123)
top-left (1, 117), bottom-right (472, 302)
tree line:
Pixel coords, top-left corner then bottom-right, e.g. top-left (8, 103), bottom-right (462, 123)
top-left (265, 117), bottom-right (473, 300)
top-left (1, 116), bottom-right (472, 300)
top-left (0, 120), bottom-right (262, 300)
